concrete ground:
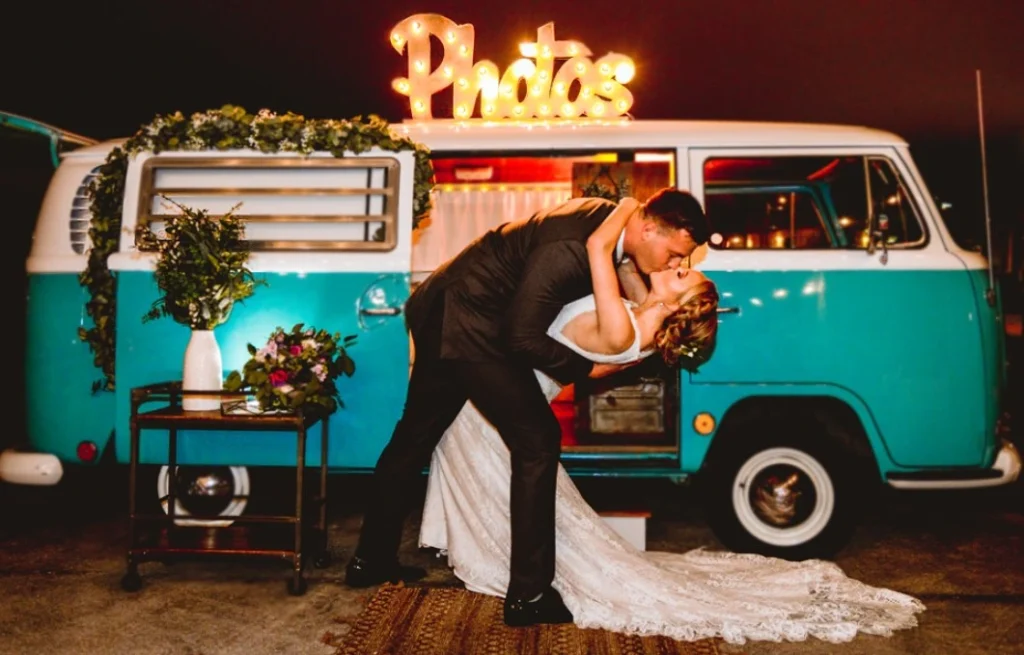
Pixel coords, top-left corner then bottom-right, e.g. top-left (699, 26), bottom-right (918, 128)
top-left (0, 467), bottom-right (1021, 655)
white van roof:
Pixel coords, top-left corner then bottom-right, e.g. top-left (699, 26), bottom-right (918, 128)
top-left (395, 119), bottom-right (907, 150)
top-left (61, 119), bottom-right (905, 161)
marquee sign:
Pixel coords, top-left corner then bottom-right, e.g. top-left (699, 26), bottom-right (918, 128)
top-left (390, 14), bottom-right (636, 120)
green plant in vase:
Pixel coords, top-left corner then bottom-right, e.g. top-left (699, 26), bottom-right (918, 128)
top-left (137, 198), bottom-right (264, 410)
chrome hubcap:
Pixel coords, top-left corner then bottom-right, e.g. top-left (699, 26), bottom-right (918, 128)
top-left (157, 465), bottom-right (250, 527)
top-left (173, 467), bottom-right (236, 516)
top-left (732, 447), bottom-right (835, 547)
top-left (749, 464), bottom-right (817, 528)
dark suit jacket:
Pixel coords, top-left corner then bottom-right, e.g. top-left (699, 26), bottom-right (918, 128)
top-left (405, 196), bottom-right (618, 386)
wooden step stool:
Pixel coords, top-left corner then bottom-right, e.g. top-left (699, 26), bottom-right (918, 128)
top-left (598, 510), bottom-right (652, 551)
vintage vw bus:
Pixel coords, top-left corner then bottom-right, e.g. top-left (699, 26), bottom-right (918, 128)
top-left (5, 115), bottom-right (1018, 560)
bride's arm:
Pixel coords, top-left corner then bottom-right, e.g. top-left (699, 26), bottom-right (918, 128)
top-left (589, 361), bottom-right (637, 378)
top-left (616, 259), bottom-right (649, 304)
top-left (585, 198), bottom-right (642, 354)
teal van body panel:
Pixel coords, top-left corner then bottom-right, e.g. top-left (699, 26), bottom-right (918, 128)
top-left (25, 273), bottom-right (115, 462)
top-left (692, 267), bottom-right (988, 469)
top-left (679, 380), bottom-right (895, 474)
top-left (111, 271), bottom-right (410, 470)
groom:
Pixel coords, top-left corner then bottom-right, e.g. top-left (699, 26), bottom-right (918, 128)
top-left (345, 188), bottom-right (710, 626)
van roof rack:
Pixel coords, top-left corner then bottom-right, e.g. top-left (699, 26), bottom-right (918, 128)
top-left (0, 110), bottom-right (98, 168)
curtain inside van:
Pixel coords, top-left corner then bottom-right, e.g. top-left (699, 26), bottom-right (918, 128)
top-left (411, 187), bottom-right (572, 280)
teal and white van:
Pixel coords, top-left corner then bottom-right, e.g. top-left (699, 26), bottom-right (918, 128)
top-left (5, 115), bottom-right (1018, 559)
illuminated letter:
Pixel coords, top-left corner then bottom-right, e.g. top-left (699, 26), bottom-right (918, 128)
top-left (390, 14), bottom-right (473, 119)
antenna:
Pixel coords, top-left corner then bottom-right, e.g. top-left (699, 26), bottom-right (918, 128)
top-left (975, 69), bottom-right (997, 307)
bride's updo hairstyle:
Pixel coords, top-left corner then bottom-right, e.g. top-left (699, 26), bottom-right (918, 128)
top-left (654, 280), bottom-right (719, 372)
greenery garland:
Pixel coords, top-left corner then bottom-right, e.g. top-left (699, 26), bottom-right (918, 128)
top-left (80, 105), bottom-right (434, 392)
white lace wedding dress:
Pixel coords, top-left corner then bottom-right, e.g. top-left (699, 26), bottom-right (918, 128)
top-left (419, 295), bottom-right (925, 644)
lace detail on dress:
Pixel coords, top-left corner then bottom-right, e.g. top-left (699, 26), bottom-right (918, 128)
top-left (418, 297), bottom-right (925, 645)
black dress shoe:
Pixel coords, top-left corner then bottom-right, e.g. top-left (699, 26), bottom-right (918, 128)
top-left (344, 556), bottom-right (427, 588)
top-left (503, 587), bottom-right (574, 627)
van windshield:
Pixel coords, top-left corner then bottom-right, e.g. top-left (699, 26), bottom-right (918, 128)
top-left (911, 158), bottom-right (985, 253)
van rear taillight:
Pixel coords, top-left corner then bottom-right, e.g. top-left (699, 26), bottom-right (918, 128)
top-left (76, 441), bottom-right (98, 463)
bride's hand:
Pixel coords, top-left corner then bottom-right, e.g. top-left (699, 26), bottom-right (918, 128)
top-left (587, 197), bottom-right (641, 254)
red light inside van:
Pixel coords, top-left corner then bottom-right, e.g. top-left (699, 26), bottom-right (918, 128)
top-left (76, 441), bottom-right (98, 463)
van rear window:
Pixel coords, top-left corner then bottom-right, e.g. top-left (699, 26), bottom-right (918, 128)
top-left (134, 156), bottom-right (401, 252)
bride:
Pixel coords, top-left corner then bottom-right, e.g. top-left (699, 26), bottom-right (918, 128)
top-left (418, 199), bottom-right (925, 645)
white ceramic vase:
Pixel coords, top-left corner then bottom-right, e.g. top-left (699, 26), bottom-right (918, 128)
top-left (182, 329), bottom-right (223, 411)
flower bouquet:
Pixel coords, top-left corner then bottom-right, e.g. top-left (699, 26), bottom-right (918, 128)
top-left (223, 324), bottom-right (356, 415)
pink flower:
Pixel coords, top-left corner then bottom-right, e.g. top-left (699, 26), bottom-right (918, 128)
top-left (269, 370), bottom-right (289, 387)
top-left (289, 345), bottom-right (301, 356)
top-left (311, 363), bottom-right (326, 382)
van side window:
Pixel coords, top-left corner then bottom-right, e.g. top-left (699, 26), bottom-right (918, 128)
top-left (704, 186), bottom-right (830, 249)
top-left (134, 156), bottom-right (401, 252)
top-left (703, 156), bottom-right (926, 250)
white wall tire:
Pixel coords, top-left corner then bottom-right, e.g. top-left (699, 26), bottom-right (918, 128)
top-left (731, 447), bottom-right (835, 548)
top-left (703, 429), bottom-right (867, 561)
top-left (156, 465), bottom-right (250, 527)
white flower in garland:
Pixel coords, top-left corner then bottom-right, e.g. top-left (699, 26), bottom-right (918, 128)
top-left (299, 124), bottom-right (315, 152)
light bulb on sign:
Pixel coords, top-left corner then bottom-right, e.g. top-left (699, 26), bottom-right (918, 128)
top-left (389, 13), bottom-right (636, 120)
top-left (615, 61), bottom-right (635, 83)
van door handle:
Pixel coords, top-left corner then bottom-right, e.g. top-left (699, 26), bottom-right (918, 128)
top-left (360, 307), bottom-right (402, 316)
top-left (717, 307), bottom-right (740, 315)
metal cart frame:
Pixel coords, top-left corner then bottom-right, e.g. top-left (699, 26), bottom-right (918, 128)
top-left (122, 382), bottom-right (330, 596)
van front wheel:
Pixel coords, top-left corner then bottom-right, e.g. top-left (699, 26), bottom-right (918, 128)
top-left (702, 436), bottom-right (863, 561)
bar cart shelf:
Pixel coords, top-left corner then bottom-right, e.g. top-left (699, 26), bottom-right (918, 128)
top-left (123, 381), bottom-right (331, 596)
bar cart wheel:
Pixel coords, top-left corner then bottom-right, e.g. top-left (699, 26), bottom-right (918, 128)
top-left (121, 569), bottom-right (142, 592)
top-left (287, 576), bottom-right (308, 596)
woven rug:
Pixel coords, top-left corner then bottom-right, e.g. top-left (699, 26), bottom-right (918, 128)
top-left (328, 584), bottom-right (725, 655)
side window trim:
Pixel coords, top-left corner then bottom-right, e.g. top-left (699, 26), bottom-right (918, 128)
top-left (866, 155), bottom-right (929, 250)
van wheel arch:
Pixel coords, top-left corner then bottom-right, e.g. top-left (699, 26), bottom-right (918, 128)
top-left (706, 396), bottom-right (879, 473)
top-left (698, 395), bottom-right (881, 560)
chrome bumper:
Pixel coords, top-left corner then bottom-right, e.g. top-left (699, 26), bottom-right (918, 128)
top-left (0, 449), bottom-right (64, 485)
top-left (887, 439), bottom-right (1020, 490)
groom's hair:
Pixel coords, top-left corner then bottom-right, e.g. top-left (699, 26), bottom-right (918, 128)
top-left (643, 188), bottom-right (711, 245)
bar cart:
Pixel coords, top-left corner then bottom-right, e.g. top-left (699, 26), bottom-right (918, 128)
top-left (121, 381), bottom-right (331, 596)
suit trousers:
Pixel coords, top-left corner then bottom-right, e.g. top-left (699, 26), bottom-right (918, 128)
top-left (355, 301), bottom-right (563, 600)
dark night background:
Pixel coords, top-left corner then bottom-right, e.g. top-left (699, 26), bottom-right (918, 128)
top-left (2, 0), bottom-right (1022, 446)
